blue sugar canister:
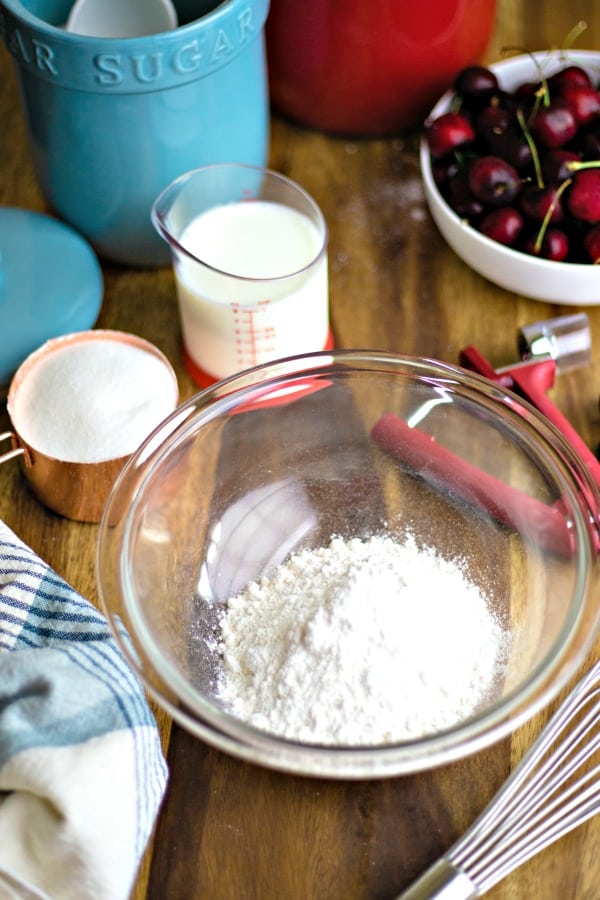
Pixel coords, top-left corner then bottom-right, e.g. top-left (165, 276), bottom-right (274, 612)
top-left (0, 0), bottom-right (270, 266)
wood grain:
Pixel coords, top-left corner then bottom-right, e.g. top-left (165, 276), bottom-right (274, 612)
top-left (2, 3), bottom-right (600, 897)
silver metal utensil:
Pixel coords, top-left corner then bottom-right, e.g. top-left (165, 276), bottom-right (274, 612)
top-left (396, 658), bottom-right (600, 899)
top-left (65, 0), bottom-right (177, 37)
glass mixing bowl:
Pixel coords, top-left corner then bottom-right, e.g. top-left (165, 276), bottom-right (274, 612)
top-left (97, 351), bottom-right (600, 778)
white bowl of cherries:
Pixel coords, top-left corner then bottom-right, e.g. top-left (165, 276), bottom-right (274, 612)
top-left (420, 49), bottom-right (600, 304)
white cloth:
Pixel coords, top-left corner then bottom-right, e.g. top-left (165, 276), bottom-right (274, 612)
top-left (0, 521), bottom-right (168, 899)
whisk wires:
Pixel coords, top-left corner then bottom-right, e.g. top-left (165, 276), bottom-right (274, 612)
top-left (448, 660), bottom-right (600, 894)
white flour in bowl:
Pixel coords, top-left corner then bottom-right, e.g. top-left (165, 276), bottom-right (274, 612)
top-left (217, 533), bottom-right (509, 745)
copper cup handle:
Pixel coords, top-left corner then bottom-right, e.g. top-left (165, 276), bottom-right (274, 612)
top-left (0, 431), bottom-right (28, 466)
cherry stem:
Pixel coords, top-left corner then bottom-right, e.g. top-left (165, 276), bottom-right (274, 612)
top-left (516, 107), bottom-right (544, 188)
top-left (534, 177), bottom-right (572, 253)
top-left (527, 88), bottom-right (546, 130)
top-left (502, 48), bottom-right (551, 108)
top-left (528, 55), bottom-right (550, 108)
top-left (566, 159), bottom-right (600, 172)
top-left (564, 20), bottom-right (587, 51)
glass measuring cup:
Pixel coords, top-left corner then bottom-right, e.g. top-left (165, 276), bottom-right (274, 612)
top-left (152, 163), bottom-right (331, 386)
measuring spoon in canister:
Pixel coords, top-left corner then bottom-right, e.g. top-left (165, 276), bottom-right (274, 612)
top-left (65, 0), bottom-right (178, 37)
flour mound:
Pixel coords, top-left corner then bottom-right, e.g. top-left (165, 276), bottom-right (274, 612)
top-left (217, 534), bottom-right (508, 745)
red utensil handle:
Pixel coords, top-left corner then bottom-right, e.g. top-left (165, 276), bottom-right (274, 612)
top-left (371, 412), bottom-right (575, 557)
top-left (509, 365), bottom-right (600, 489)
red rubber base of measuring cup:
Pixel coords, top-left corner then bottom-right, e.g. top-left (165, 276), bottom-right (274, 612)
top-left (182, 330), bottom-right (336, 389)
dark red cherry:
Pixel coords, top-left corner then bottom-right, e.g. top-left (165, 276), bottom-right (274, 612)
top-left (530, 99), bottom-right (578, 148)
top-left (522, 227), bottom-right (569, 261)
top-left (468, 155), bottom-right (521, 206)
top-left (584, 224), bottom-right (600, 262)
top-left (558, 84), bottom-right (600, 126)
top-left (442, 172), bottom-right (486, 218)
top-left (476, 104), bottom-right (512, 139)
top-left (427, 112), bottom-right (475, 159)
top-left (567, 169), bottom-right (600, 223)
top-left (582, 131), bottom-right (600, 160)
top-left (549, 65), bottom-right (594, 93)
top-left (541, 149), bottom-right (580, 182)
top-left (432, 156), bottom-right (461, 187)
top-left (519, 183), bottom-right (564, 223)
top-left (510, 81), bottom-right (540, 106)
top-left (479, 207), bottom-right (524, 246)
top-left (454, 65), bottom-right (499, 107)
top-left (505, 136), bottom-right (533, 169)
top-left (476, 106), bottom-right (532, 168)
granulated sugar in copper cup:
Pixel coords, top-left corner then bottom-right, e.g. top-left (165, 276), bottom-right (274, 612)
top-left (5, 330), bottom-right (179, 521)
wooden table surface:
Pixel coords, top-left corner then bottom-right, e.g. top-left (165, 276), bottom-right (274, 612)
top-left (3, 1), bottom-right (600, 897)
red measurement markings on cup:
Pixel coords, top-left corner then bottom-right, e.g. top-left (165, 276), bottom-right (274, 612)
top-left (232, 300), bottom-right (277, 368)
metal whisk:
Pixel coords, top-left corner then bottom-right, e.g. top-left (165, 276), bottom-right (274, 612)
top-left (396, 659), bottom-right (600, 899)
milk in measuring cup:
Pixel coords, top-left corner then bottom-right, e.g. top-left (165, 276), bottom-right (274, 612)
top-left (174, 200), bottom-right (329, 382)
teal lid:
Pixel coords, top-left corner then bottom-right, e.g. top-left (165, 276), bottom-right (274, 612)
top-left (0, 208), bottom-right (103, 387)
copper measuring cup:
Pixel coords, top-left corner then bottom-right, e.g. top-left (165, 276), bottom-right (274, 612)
top-left (1, 330), bottom-right (178, 522)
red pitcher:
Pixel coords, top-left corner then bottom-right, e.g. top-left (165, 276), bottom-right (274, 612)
top-left (266, 0), bottom-right (497, 136)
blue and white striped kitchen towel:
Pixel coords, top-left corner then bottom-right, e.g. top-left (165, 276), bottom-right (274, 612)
top-left (0, 520), bottom-right (168, 900)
